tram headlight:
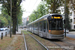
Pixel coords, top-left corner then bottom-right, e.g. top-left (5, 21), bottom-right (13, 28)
top-left (49, 30), bottom-right (51, 33)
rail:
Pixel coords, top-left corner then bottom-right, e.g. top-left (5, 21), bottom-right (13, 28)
top-left (28, 33), bottom-right (49, 50)
top-left (23, 33), bottom-right (28, 50)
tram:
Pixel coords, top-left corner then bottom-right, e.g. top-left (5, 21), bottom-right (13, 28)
top-left (27, 13), bottom-right (64, 39)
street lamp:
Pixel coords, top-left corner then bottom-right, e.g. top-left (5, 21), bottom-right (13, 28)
top-left (16, 19), bottom-right (18, 32)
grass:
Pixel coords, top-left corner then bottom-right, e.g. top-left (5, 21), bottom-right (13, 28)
top-left (21, 30), bottom-right (44, 50)
top-left (12, 35), bottom-right (24, 50)
top-left (21, 30), bottom-right (28, 34)
top-left (25, 35), bottom-right (44, 50)
top-left (21, 30), bottom-right (32, 34)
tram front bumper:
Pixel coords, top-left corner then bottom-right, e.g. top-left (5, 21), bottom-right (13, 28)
top-left (48, 34), bottom-right (64, 39)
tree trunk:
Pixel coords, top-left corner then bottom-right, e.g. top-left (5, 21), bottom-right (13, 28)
top-left (12, 17), bottom-right (17, 35)
top-left (12, 0), bottom-right (18, 35)
top-left (12, 7), bottom-right (17, 35)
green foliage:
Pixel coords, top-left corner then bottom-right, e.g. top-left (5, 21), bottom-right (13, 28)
top-left (0, 0), bottom-right (23, 34)
top-left (17, 6), bottom-right (23, 24)
top-left (64, 5), bottom-right (71, 30)
top-left (29, 0), bottom-right (65, 23)
top-left (0, 14), bottom-right (8, 27)
top-left (29, 2), bottom-right (46, 23)
top-left (44, 0), bottom-right (63, 13)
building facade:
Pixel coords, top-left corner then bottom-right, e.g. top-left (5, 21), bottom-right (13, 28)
top-left (59, 6), bottom-right (75, 29)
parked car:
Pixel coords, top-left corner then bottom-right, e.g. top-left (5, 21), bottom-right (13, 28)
top-left (64, 29), bottom-right (69, 33)
top-left (0, 27), bottom-right (8, 31)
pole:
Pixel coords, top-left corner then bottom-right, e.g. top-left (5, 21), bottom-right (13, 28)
top-left (16, 19), bottom-right (18, 32)
top-left (64, 0), bottom-right (66, 37)
top-left (10, 0), bottom-right (12, 37)
top-left (1, 33), bottom-right (3, 40)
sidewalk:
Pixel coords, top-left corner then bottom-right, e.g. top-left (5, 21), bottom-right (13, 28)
top-left (69, 31), bottom-right (75, 35)
top-left (16, 29), bottom-right (24, 35)
top-left (0, 28), bottom-right (25, 50)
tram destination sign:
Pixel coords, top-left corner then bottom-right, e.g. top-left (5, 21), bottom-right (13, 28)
top-left (51, 16), bottom-right (62, 19)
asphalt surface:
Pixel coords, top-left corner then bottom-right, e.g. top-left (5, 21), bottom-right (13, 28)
top-left (65, 32), bottom-right (75, 38)
top-left (66, 34), bottom-right (75, 38)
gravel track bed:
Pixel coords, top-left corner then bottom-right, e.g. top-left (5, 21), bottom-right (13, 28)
top-left (31, 34), bottom-right (64, 50)
top-left (25, 34), bottom-right (45, 50)
top-left (26, 31), bottom-right (75, 50)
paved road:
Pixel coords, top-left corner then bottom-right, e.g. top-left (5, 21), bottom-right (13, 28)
top-left (66, 34), bottom-right (75, 38)
top-left (0, 29), bottom-right (10, 37)
top-left (64, 31), bottom-right (75, 38)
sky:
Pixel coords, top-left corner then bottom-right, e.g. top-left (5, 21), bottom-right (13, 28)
top-left (21, 0), bottom-right (41, 18)
top-left (0, 4), bottom-right (2, 14)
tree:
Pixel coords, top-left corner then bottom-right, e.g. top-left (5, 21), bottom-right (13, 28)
top-left (1, 0), bottom-right (23, 34)
top-left (0, 14), bottom-right (8, 27)
top-left (29, 2), bottom-right (46, 23)
top-left (44, 0), bottom-right (64, 13)
top-left (65, 6), bottom-right (71, 30)
top-left (17, 9), bottom-right (22, 24)
top-left (64, 0), bottom-right (71, 30)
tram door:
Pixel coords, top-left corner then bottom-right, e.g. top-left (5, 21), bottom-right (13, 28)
top-left (43, 20), bottom-right (47, 37)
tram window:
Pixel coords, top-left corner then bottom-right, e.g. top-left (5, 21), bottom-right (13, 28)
top-left (31, 25), bottom-right (32, 30)
top-left (49, 21), bottom-right (51, 30)
top-left (39, 21), bottom-right (42, 31)
top-left (34, 23), bottom-right (36, 30)
top-left (34, 23), bottom-right (38, 30)
top-left (35, 23), bottom-right (37, 30)
top-left (47, 21), bottom-right (48, 32)
top-left (43, 20), bottom-right (46, 32)
top-left (49, 19), bottom-right (63, 30)
top-left (36, 23), bottom-right (38, 30)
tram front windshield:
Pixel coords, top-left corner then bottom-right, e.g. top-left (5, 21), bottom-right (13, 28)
top-left (49, 19), bottom-right (63, 30)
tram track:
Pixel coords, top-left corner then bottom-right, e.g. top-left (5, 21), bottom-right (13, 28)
top-left (31, 33), bottom-right (64, 50)
top-left (61, 39), bottom-right (75, 46)
top-left (23, 31), bottom-right (48, 50)
top-left (28, 34), bottom-right (49, 50)
top-left (30, 33), bottom-right (75, 50)
top-left (23, 33), bottom-right (27, 50)
top-left (24, 31), bottom-right (75, 50)
top-left (49, 39), bottom-right (75, 50)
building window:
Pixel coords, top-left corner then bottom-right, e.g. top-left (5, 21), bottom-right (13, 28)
top-left (61, 8), bottom-right (64, 12)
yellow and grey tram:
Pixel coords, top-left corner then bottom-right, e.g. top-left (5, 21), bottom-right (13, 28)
top-left (27, 14), bottom-right (64, 39)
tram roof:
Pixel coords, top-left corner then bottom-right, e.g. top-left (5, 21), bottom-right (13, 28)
top-left (27, 13), bottom-right (62, 25)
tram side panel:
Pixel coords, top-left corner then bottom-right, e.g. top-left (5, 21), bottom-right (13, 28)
top-left (38, 21), bottom-right (44, 37)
